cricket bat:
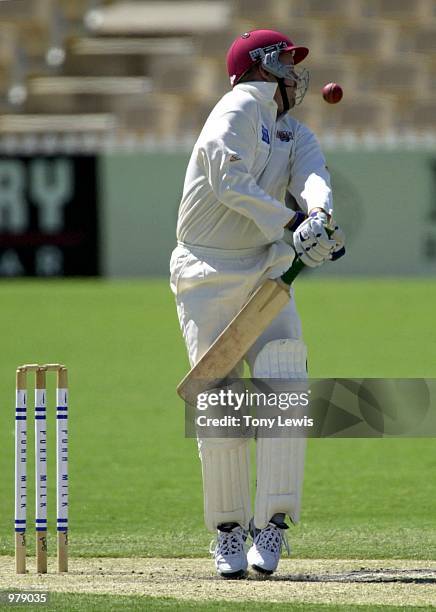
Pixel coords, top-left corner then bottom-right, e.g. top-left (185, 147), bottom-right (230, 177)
top-left (177, 258), bottom-right (305, 404)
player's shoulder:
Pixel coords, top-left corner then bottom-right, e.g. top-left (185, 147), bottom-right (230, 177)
top-left (280, 114), bottom-right (321, 146)
top-left (194, 90), bottom-right (258, 145)
top-left (208, 87), bottom-right (260, 121)
top-left (280, 114), bottom-right (312, 137)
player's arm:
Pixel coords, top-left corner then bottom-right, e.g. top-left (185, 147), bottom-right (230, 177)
top-left (198, 109), bottom-right (293, 242)
top-left (288, 123), bottom-right (333, 216)
top-left (287, 124), bottom-right (345, 266)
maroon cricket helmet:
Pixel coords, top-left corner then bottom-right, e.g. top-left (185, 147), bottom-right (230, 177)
top-left (226, 29), bottom-right (309, 87)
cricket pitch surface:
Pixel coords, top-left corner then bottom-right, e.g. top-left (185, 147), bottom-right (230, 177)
top-left (1, 557), bottom-right (435, 607)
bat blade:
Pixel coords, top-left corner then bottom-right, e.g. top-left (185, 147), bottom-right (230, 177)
top-left (177, 278), bottom-right (289, 403)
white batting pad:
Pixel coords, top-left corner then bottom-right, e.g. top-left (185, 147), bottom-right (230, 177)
top-left (253, 338), bottom-right (307, 379)
top-left (198, 437), bottom-right (251, 532)
top-left (253, 339), bottom-right (307, 529)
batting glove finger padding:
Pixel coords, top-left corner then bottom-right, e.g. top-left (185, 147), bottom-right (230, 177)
top-left (329, 225), bottom-right (346, 261)
top-left (292, 214), bottom-right (336, 268)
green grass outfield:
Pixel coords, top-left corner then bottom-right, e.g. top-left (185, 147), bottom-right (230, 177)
top-left (0, 279), bottom-right (434, 608)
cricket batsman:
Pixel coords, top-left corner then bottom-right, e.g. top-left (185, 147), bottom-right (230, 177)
top-left (170, 29), bottom-right (345, 578)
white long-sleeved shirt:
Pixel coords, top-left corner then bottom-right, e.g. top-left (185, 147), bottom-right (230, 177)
top-left (177, 81), bottom-right (333, 250)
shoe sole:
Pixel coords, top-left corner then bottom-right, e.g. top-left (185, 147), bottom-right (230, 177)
top-left (218, 569), bottom-right (247, 579)
top-left (251, 564), bottom-right (274, 576)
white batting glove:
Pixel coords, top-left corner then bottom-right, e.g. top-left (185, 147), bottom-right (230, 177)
top-left (293, 211), bottom-right (337, 268)
top-left (329, 224), bottom-right (346, 261)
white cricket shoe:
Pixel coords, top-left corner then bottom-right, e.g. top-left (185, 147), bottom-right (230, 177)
top-left (247, 521), bottom-right (290, 575)
top-left (210, 524), bottom-right (248, 579)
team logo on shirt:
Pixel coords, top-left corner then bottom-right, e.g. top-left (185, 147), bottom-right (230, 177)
top-left (276, 130), bottom-right (293, 142)
top-left (261, 125), bottom-right (270, 144)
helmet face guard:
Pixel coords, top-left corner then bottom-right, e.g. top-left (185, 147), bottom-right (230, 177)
top-left (260, 49), bottom-right (309, 107)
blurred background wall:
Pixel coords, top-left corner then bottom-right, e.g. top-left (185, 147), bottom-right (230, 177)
top-left (99, 150), bottom-right (436, 277)
top-left (0, 0), bottom-right (435, 277)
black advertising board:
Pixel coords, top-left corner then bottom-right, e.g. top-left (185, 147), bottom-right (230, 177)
top-left (0, 155), bottom-right (99, 276)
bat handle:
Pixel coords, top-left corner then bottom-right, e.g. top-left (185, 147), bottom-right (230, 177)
top-left (280, 257), bottom-right (305, 286)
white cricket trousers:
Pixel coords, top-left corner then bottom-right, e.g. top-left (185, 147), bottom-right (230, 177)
top-left (170, 241), bottom-right (302, 368)
top-left (170, 240), bottom-right (304, 531)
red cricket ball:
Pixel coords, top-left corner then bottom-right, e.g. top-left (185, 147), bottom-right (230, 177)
top-left (322, 82), bottom-right (343, 104)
